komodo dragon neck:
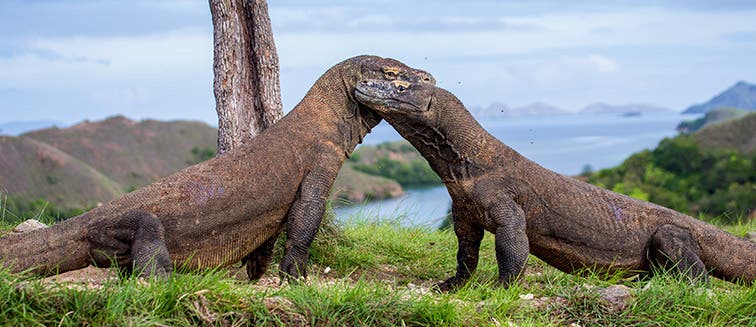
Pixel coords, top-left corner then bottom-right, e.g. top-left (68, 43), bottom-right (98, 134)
top-left (384, 92), bottom-right (519, 185)
top-left (285, 65), bottom-right (382, 158)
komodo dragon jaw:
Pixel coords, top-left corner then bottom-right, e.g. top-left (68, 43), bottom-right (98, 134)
top-left (355, 79), bottom-right (756, 291)
top-left (0, 55), bottom-right (436, 283)
top-left (354, 79), bottom-right (433, 114)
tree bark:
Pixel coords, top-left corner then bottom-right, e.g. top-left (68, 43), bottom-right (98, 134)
top-left (210, 0), bottom-right (283, 154)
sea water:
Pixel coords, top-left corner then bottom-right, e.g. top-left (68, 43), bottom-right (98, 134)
top-left (335, 112), bottom-right (698, 228)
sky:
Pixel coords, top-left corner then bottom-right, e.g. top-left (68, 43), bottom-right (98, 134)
top-left (1, 0), bottom-right (755, 126)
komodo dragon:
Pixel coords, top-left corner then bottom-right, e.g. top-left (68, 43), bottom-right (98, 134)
top-left (354, 79), bottom-right (756, 291)
top-left (0, 56), bottom-right (434, 280)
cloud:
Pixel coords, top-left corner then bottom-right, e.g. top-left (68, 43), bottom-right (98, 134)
top-left (0, 30), bottom-right (212, 89)
top-left (274, 6), bottom-right (756, 63)
top-left (0, 27), bottom-right (215, 124)
top-left (587, 54), bottom-right (618, 74)
top-left (2, 0), bottom-right (756, 124)
top-left (481, 54), bottom-right (619, 88)
top-left (0, 0), bottom-right (208, 39)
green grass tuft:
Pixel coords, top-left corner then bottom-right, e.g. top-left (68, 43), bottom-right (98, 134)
top-left (1, 213), bottom-right (754, 325)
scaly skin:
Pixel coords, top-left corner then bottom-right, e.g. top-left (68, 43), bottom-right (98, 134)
top-left (354, 79), bottom-right (756, 290)
top-left (0, 56), bottom-right (434, 280)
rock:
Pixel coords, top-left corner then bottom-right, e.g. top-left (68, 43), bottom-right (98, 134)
top-left (596, 285), bottom-right (633, 312)
top-left (11, 219), bottom-right (48, 234)
top-left (746, 231), bottom-right (756, 242)
top-left (519, 293), bottom-right (535, 300)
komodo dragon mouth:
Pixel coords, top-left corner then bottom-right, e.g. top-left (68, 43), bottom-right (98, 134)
top-left (354, 88), bottom-right (421, 111)
top-left (354, 79), bottom-right (423, 112)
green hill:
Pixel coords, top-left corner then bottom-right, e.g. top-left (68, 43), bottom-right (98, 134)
top-left (588, 113), bottom-right (755, 221)
top-left (348, 141), bottom-right (441, 187)
top-left (332, 163), bottom-right (403, 203)
top-left (22, 115), bottom-right (218, 190)
top-left (677, 107), bottom-right (749, 133)
top-left (692, 111), bottom-right (756, 154)
top-left (0, 136), bottom-right (122, 209)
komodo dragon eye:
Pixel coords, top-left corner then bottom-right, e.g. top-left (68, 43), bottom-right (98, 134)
top-left (383, 67), bottom-right (401, 80)
top-left (392, 80), bottom-right (410, 92)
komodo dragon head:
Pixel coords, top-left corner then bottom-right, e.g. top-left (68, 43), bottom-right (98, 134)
top-left (353, 78), bottom-right (439, 123)
top-left (312, 56), bottom-right (435, 149)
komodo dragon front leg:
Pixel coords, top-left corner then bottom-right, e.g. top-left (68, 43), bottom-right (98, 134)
top-left (278, 141), bottom-right (344, 281)
top-left (489, 198), bottom-right (530, 287)
top-left (87, 210), bottom-right (172, 278)
top-left (436, 194), bottom-right (529, 291)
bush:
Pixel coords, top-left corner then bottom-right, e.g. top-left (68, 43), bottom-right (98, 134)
top-left (588, 134), bottom-right (754, 223)
top-left (0, 193), bottom-right (85, 225)
top-left (353, 156), bottom-right (441, 187)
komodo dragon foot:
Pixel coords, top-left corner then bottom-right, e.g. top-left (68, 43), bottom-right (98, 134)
top-left (88, 210), bottom-right (172, 278)
top-left (648, 224), bottom-right (709, 283)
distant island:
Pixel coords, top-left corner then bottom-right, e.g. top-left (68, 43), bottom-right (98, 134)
top-left (578, 102), bottom-right (673, 115)
top-left (683, 81), bottom-right (756, 114)
top-left (469, 101), bottom-right (673, 118)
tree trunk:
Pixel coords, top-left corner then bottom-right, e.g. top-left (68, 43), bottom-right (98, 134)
top-left (210, 0), bottom-right (283, 154)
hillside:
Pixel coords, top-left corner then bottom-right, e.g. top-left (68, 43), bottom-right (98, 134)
top-left (676, 107), bottom-right (749, 133)
top-left (0, 120), bottom-right (61, 136)
top-left (22, 115), bottom-right (218, 190)
top-left (332, 163), bottom-right (403, 203)
top-left (692, 111), bottom-right (756, 154)
top-left (588, 113), bottom-right (755, 220)
top-left (349, 140), bottom-right (441, 187)
top-left (683, 81), bottom-right (756, 114)
top-left (0, 136), bottom-right (122, 209)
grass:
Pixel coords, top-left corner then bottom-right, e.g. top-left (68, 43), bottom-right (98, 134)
top-left (1, 212), bottom-right (754, 326)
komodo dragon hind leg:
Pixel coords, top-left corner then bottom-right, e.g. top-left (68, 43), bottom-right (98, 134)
top-left (242, 227), bottom-right (283, 281)
top-left (649, 224), bottom-right (709, 283)
top-left (88, 210), bottom-right (172, 279)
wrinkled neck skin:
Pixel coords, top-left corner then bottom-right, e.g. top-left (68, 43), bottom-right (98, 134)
top-left (295, 63), bottom-right (382, 157)
top-left (383, 92), bottom-right (511, 184)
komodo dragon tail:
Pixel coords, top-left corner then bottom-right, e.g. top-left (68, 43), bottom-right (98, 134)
top-left (693, 221), bottom-right (756, 284)
top-left (0, 218), bottom-right (91, 276)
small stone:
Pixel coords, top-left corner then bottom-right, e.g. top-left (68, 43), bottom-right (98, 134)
top-left (519, 293), bottom-right (535, 300)
top-left (323, 266), bottom-right (331, 274)
top-left (597, 285), bottom-right (633, 312)
top-left (11, 219), bottom-right (48, 234)
top-left (746, 231), bottom-right (756, 241)
top-left (449, 299), bottom-right (466, 307)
